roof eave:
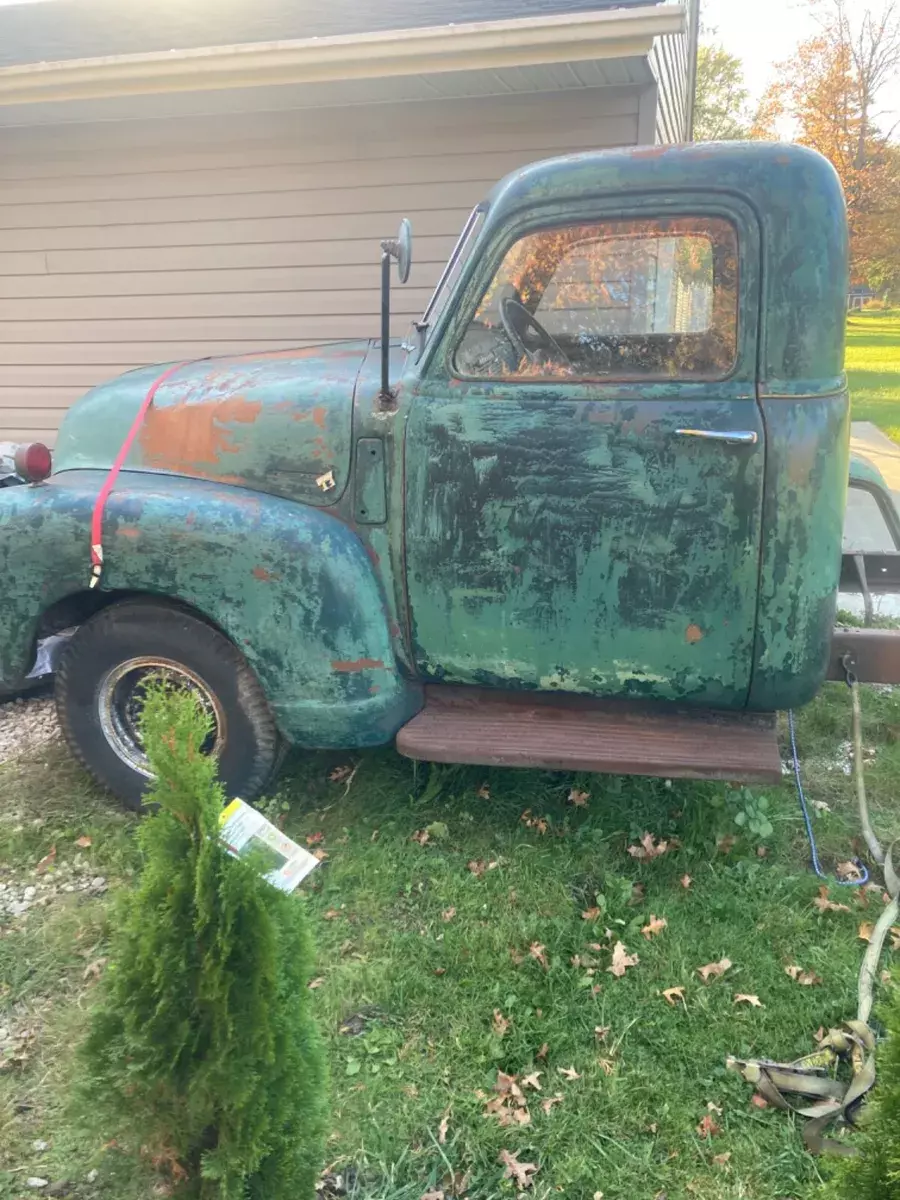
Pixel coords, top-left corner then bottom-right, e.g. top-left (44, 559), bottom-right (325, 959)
top-left (0, 5), bottom-right (685, 106)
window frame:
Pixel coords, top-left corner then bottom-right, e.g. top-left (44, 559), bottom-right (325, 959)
top-left (451, 212), bottom-right (741, 386)
top-left (420, 192), bottom-right (761, 395)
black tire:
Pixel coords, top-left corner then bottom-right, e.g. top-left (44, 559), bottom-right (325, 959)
top-left (56, 599), bottom-right (283, 811)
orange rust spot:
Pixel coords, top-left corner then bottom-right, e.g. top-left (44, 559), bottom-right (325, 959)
top-left (252, 566), bottom-right (281, 582)
top-left (331, 657), bottom-right (385, 672)
top-left (139, 395), bottom-right (262, 470)
top-left (312, 405), bottom-right (326, 429)
top-left (117, 525), bottom-right (141, 539)
top-left (685, 624), bottom-right (704, 644)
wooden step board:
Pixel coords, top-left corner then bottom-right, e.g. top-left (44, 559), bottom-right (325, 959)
top-left (396, 686), bottom-right (782, 784)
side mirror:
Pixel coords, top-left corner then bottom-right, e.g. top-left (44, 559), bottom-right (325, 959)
top-left (377, 219), bottom-right (413, 406)
top-left (381, 218), bottom-right (413, 284)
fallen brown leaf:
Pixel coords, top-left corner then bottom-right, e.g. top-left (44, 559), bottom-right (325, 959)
top-left (750, 1094), bottom-right (768, 1109)
top-left (541, 1094), bottom-right (563, 1114)
top-left (697, 958), bottom-right (732, 983)
top-left (557, 1066), bottom-right (581, 1081)
top-left (696, 1114), bottom-right (721, 1139)
top-left (813, 886), bottom-right (851, 913)
top-left (568, 789), bottom-right (590, 807)
top-left (509, 947), bottom-right (525, 965)
top-left (74, 836), bottom-right (92, 849)
top-left (859, 921), bottom-right (875, 943)
top-left (477, 783), bottom-right (491, 799)
top-left (35, 844), bottom-right (56, 873)
top-left (521, 1071), bottom-right (542, 1091)
top-left (627, 831), bottom-right (669, 861)
top-left (498, 1149), bottom-right (539, 1189)
top-left (785, 965), bottom-right (822, 986)
top-left (520, 809), bottom-right (549, 834)
top-left (641, 914), bottom-right (667, 940)
top-left (411, 830), bottom-right (430, 846)
top-left (734, 993), bottom-right (763, 1007)
top-left (468, 859), bottom-right (486, 876)
top-left (536, 1042), bottom-right (549, 1060)
top-left (712, 1152), bottom-right (732, 1167)
top-left (716, 833), bottom-right (737, 854)
top-left (438, 1108), bottom-right (450, 1145)
top-left (83, 957), bottom-right (107, 981)
top-left (662, 986), bottom-right (686, 1007)
top-left (420, 1191), bottom-right (444, 1200)
top-left (594, 1025), bottom-right (610, 1042)
top-left (323, 908), bottom-right (341, 921)
top-left (608, 941), bottom-right (639, 977)
top-left (307, 977), bottom-right (325, 990)
top-left (305, 831), bottom-right (325, 846)
top-left (433, 967), bottom-right (446, 976)
top-left (329, 765), bottom-right (353, 783)
top-left (529, 942), bottom-right (549, 970)
top-left (597, 1057), bottom-right (615, 1075)
top-left (680, 874), bottom-right (693, 889)
top-left (836, 860), bottom-right (863, 881)
top-left (581, 907), bottom-right (601, 921)
top-left (492, 1009), bottom-right (509, 1038)
top-left (442, 907), bottom-right (456, 922)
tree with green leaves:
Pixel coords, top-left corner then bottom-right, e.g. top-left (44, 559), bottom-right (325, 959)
top-left (693, 42), bottom-right (752, 142)
top-left (78, 686), bottom-right (327, 1199)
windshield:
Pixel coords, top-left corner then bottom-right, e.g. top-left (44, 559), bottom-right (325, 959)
top-left (420, 203), bottom-right (487, 339)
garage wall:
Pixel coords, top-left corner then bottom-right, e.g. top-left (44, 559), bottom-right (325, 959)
top-left (0, 86), bottom-right (641, 440)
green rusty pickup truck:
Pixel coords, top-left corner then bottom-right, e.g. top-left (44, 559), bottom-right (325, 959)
top-left (0, 141), bottom-right (897, 808)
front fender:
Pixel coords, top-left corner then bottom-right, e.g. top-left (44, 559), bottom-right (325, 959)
top-left (0, 471), bottom-right (421, 747)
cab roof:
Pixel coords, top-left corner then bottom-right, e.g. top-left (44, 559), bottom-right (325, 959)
top-left (485, 141), bottom-right (849, 391)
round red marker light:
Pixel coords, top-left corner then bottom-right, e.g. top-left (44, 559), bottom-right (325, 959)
top-left (14, 442), bottom-right (52, 483)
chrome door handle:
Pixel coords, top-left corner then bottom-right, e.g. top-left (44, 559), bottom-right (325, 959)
top-left (675, 429), bottom-right (758, 446)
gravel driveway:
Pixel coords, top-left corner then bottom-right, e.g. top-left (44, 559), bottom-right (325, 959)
top-left (0, 693), bottom-right (61, 764)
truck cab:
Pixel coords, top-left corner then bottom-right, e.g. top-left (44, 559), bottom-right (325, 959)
top-left (0, 142), bottom-right (863, 807)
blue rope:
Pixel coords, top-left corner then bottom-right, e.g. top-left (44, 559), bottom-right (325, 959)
top-left (787, 708), bottom-right (869, 887)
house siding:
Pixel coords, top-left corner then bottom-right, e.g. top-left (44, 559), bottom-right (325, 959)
top-left (0, 87), bottom-right (640, 440)
top-left (650, 0), bottom-right (697, 142)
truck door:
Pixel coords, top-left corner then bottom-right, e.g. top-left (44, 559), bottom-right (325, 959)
top-left (404, 199), bottom-right (764, 709)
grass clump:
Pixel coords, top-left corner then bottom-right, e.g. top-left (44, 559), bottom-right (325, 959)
top-left (77, 686), bottom-right (327, 1199)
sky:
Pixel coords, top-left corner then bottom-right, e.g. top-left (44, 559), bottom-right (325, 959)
top-left (701, 0), bottom-right (900, 129)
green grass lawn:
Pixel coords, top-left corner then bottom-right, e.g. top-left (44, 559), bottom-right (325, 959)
top-left (1, 687), bottom-right (898, 1200)
top-left (1, 316), bottom-right (899, 1200)
top-left (847, 310), bottom-right (900, 441)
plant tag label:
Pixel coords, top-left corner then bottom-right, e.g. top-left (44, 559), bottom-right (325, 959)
top-left (219, 798), bottom-right (320, 893)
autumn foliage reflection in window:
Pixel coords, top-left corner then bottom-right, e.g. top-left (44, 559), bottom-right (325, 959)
top-left (454, 217), bottom-right (739, 381)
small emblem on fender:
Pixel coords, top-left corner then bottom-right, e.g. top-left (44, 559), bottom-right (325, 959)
top-left (316, 469), bottom-right (336, 492)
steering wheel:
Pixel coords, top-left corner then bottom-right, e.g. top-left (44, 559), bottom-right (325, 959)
top-left (499, 297), bottom-right (571, 369)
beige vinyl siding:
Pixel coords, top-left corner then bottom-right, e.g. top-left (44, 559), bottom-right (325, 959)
top-left (0, 86), bottom-right (640, 440)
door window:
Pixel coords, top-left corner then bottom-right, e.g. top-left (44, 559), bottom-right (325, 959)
top-left (454, 216), bottom-right (739, 381)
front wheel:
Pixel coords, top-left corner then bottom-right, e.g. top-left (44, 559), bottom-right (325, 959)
top-left (56, 600), bottom-right (283, 811)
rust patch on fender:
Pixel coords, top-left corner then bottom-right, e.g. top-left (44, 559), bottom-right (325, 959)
top-left (139, 395), bottom-right (262, 470)
top-left (332, 657), bottom-right (386, 672)
top-left (252, 566), bottom-right (281, 582)
top-left (685, 624), bottom-right (704, 644)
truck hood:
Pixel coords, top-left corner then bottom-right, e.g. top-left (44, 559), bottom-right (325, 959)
top-left (53, 341), bottom-right (373, 505)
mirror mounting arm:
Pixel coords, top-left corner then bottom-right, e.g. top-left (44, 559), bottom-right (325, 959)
top-left (379, 248), bottom-right (393, 405)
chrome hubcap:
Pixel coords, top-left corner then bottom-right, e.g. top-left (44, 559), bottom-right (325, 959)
top-left (97, 657), bottom-right (226, 778)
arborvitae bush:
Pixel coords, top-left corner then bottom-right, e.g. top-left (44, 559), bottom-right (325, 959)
top-left (79, 686), bottom-right (327, 1198)
top-left (828, 986), bottom-right (900, 1198)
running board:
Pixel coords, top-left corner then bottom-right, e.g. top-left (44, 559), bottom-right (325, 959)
top-left (396, 686), bottom-right (782, 784)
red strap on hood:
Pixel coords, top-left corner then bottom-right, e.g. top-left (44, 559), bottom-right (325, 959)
top-left (89, 360), bottom-right (191, 588)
